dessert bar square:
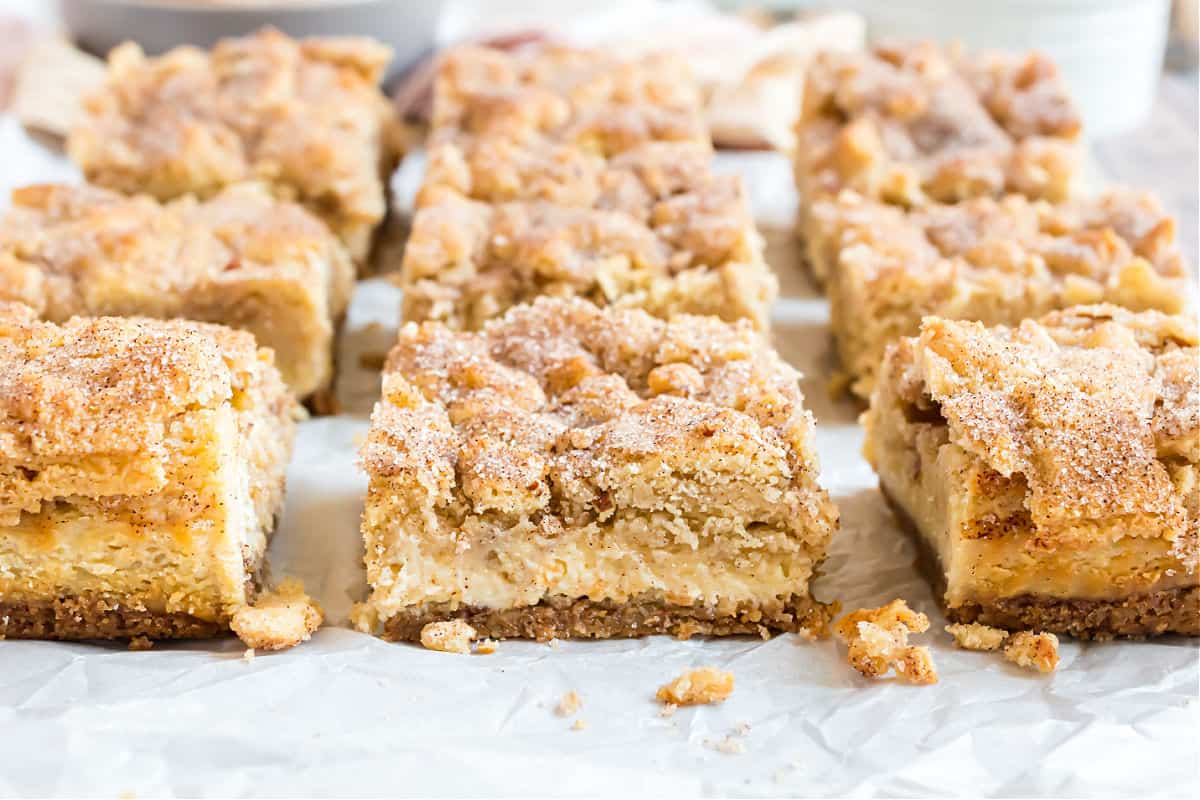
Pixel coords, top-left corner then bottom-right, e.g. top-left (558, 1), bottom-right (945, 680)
top-left (430, 45), bottom-right (707, 151)
top-left (68, 29), bottom-right (398, 265)
top-left (401, 142), bottom-right (776, 330)
top-left (794, 42), bottom-right (1082, 284)
top-left (818, 190), bottom-right (1187, 399)
top-left (357, 298), bottom-right (839, 641)
top-left (863, 306), bottom-right (1199, 638)
top-left (0, 182), bottom-right (354, 405)
top-left (0, 305), bottom-right (297, 641)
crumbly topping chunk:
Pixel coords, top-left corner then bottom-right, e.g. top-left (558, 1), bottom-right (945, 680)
top-left (834, 599), bottom-right (937, 685)
top-left (907, 305), bottom-right (1198, 548)
top-left (656, 667), bottom-right (735, 706)
top-left (555, 690), bottom-right (582, 717)
top-left (68, 29), bottom-right (394, 238)
top-left (419, 620), bottom-right (477, 654)
top-left (796, 41), bottom-right (1081, 205)
top-left (0, 182), bottom-right (353, 324)
top-left (364, 298), bottom-right (835, 550)
top-left (1003, 631), bottom-right (1060, 673)
top-left (230, 579), bottom-right (324, 651)
top-left (946, 622), bottom-right (1009, 651)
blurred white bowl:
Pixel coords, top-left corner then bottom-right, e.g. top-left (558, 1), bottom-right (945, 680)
top-left (844, 0), bottom-right (1171, 137)
top-left (60, 0), bottom-right (442, 81)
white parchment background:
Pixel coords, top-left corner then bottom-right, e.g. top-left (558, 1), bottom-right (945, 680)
top-left (0, 119), bottom-right (1197, 799)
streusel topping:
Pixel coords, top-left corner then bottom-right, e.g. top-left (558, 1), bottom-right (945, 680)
top-left (0, 182), bottom-right (353, 322)
top-left (910, 305), bottom-right (1198, 548)
top-left (68, 28), bottom-right (394, 240)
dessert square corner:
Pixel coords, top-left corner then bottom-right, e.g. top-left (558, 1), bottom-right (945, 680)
top-left (357, 297), bottom-right (840, 642)
top-left (862, 305), bottom-right (1199, 638)
top-left (0, 306), bottom-right (298, 641)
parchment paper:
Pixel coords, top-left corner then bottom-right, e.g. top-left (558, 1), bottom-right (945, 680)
top-left (0, 121), bottom-right (1197, 800)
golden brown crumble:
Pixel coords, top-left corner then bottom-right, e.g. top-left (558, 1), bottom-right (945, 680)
top-left (419, 620), bottom-right (477, 654)
top-left (946, 622), bottom-right (1009, 651)
top-left (794, 41), bottom-right (1081, 213)
top-left (816, 190), bottom-right (1187, 399)
top-left (555, 691), bottom-right (582, 717)
top-left (475, 638), bottom-right (498, 655)
top-left (1004, 631), bottom-right (1060, 673)
top-left (67, 28), bottom-right (398, 263)
top-left (230, 579), bottom-right (324, 651)
top-left (834, 599), bottom-right (938, 684)
top-left (910, 305), bottom-right (1198, 550)
top-left (0, 181), bottom-right (354, 400)
top-left (656, 667), bottom-right (735, 706)
top-left (360, 298), bottom-right (839, 641)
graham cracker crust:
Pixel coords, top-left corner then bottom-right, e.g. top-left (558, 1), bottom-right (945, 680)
top-left (880, 484), bottom-right (1199, 639)
top-left (383, 593), bottom-right (835, 643)
top-left (0, 596), bottom-right (225, 641)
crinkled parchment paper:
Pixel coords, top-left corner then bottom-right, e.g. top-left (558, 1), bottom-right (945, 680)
top-left (0, 121), bottom-right (1196, 799)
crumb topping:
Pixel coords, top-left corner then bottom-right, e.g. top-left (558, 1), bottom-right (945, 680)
top-left (1003, 630), bottom-right (1060, 672)
top-left (796, 41), bottom-right (1081, 205)
top-left (834, 599), bottom-right (938, 685)
top-left (656, 667), bottom-right (735, 706)
top-left (419, 620), bottom-right (477, 654)
top-left (908, 305), bottom-right (1198, 549)
top-left (67, 28), bottom-right (395, 250)
top-left (230, 578), bottom-right (324, 651)
top-left (946, 622), bottom-right (1009, 651)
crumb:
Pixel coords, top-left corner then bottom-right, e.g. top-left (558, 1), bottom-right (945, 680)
top-left (658, 703), bottom-right (678, 718)
top-left (834, 599), bottom-right (937, 684)
top-left (656, 667), bottom-right (735, 706)
top-left (734, 722), bottom-right (751, 736)
top-left (474, 638), bottom-right (498, 655)
top-left (547, 638), bottom-right (561, 649)
top-left (946, 622), bottom-right (1010, 651)
top-left (570, 718), bottom-right (587, 731)
top-left (128, 636), bottom-right (153, 651)
top-left (419, 620), bottom-right (476, 654)
top-left (349, 601), bottom-right (377, 633)
top-left (1004, 631), bottom-right (1060, 673)
top-left (556, 690), bottom-right (582, 717)
top-left (792, 626), bottom-right (819, 642)
top-left (708, 735), bottom-right (745, 755)
top-left (242, 648), bottom-right (255, 662)
top-left (230, 579), bottom-right (324, 651)
top-left (756, 625), bottom-right (771, 641)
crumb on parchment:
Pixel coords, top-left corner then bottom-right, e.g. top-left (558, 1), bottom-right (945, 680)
top-left (707, 735), bottom-right (745, 755)
top-left (570, 718), bottom-right (587, 731)
top-left (128, 636), bottom-right (153, 651)
top-left (475, 638), bottom-right (498, 655)
top-left (656, 667), bottom-right (735, 706)
top-left (1004, 631), bottom-right (1060, 673)
top-left (231, 578), bottom-right (323, 651)
top-left (834, 599), bottom-right (937, 685)
top-left (419, 620), bottom-right (476, 654)
top-left (556, 690), bottom-right (582, 717)
top-left (946, 622), bottom-right (1010, 651)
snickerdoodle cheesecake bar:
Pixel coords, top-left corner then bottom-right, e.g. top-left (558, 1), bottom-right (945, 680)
top-left (0, 304), bottom-right (297, 641)
top-left (817, 190), bottom-right (1188, 399)
top-left (401, 141), bottom-right (775, 331)
top-left (67, 28), bottom-right (398, 265)
top-left (795, 41), bottom-right (1082, 284)
top-left (356, 298), bottom-right (839, 642)
top-left (863, 306), bottom-right (1198, 638)
top-left (0, 182), bottom-right (354, 407)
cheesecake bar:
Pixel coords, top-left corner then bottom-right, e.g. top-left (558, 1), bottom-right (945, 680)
top-left (819, 190), bottom-right (1187, 399)
top-left (68, 28), bottom-right (398, 264)
top-left (863, 305), bottom-right (1199, 638)
top-left (0, 182), bottom-right (354, 405)
top-left (0, 305), bottom-right (297, 640)
top-left (358, 297), bottom-right (839, 641)
top-left (795, 42), bottom-right (1082, 284)
top-left (431, 44), bottom-right (707, 149)
top-left (402, 142), bottom-right (775, 330)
